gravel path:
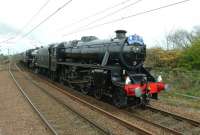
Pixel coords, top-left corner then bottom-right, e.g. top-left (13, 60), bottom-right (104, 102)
top-left (0, 67), bottom-right (51, 135)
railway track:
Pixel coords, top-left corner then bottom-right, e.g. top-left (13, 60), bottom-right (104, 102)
top-left (9, 63), bottom-right (57, 135)
top-left (18, 64), bottom-right (200, 135)
top-left (9, 63), bottom-right (111, 135)
top-left (147, 105), bottom-right (200, 127)
top-left (147, 105), bottom-right (200, 133)
top-left (127, 104), bottom-right (200, 134)
top-left (16, 63), bottom-right (154, 135)
top-left (18, 62), bottom-right (200, 135)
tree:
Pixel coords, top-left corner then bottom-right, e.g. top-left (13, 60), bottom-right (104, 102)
top-left (148, 26), bottom-right (200, 70)
top-left (145, 48), bottom-right (181, 68)
top-left (179, 38), bottom-right (200, 69)
top-left (166, 29), bottom-right (193, 49)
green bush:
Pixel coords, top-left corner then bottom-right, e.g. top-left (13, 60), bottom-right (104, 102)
top-left (145, 48), bottom-right (182, 68)
top-left (178, 38), bottom-right (200, 69)
top-left (146, 34), bottom-right (200, 70)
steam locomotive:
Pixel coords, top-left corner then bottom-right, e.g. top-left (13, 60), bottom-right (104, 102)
top-left (20, 30), bottom-right (168, 108)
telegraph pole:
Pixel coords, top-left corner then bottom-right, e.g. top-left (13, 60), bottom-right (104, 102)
top-left (7, 48), bottom-right (11, 63)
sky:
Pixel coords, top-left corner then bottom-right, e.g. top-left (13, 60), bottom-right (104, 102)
top-left (0, 0), bottom-right (199, 54)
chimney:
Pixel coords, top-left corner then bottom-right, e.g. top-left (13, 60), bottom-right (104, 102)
top-left (115, 30), bottom-right (127, 39)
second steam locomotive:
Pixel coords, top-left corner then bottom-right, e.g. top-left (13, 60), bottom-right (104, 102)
top-left (20, 30), bottom-right (168, 108)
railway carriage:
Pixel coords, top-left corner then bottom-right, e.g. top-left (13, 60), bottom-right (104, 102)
top-left (20, 48), bottom-right (39, 68)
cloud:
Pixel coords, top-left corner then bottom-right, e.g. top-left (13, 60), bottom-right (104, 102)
top-left (0, 22), bottom-right (18, 35)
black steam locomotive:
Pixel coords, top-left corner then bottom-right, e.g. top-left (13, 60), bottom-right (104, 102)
top-left (20, 30), bottom-right (168, 108)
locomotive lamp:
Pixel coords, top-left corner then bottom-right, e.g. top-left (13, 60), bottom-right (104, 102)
top-left (157, 75), bottom-right (163, 82)
top-left (125, 76), bottom-right (131, 84)
top-left (156, 75), bottom-right (171, 92)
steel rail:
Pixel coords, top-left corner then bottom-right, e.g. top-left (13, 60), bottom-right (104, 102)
top-left (37, 77), bottom-right (186, 135)
top-left (38, 82), bottom-right (153, 135)
top-left (16, 63), bottom-right (112, 135)
top-left (15, 64), bottom-right (111, 135)
top-left (19, 63), bottom-right (187, 135)
top-left (44, 80), bottom-right (185, 135)
top-left (174, 92), bottom-right (200, 100)
top-left (17, 64), bottom-right (154, 135)
top-left (146, 105), bottom-right (200, 127)
top-left (8, 63), bottom-right (58, 135)
top-left (19, 63), bottom-right (200, 135)
top-left (124, 109), bottom-right (183, 135)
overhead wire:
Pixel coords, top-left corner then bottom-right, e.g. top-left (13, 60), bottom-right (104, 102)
top-left (56, 0), bottom-right (133, 31)
top-left (18, 0), bottom-right (52, 34)
top-left (21, 0), bottom-right (72, 39)
top-left (6, 0), bottom-right (73, 47)
top-left (0, 37), bottom-right (15, 44)
top-left (62, 0), bottom-right (143, 35)
top-left (0, 0), bottom-right (52, 44)
top-left (63, 0), bottom-right (192, 37)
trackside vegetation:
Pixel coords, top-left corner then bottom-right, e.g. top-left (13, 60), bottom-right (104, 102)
top-left (145, 26), bottom-right (200, 109)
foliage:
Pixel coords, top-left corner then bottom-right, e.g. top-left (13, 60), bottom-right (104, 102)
top-left (146, 26), bottom-right (200, 70)
top-left (147, 26), bottom-right (200, 109)
top-left (166, 29), bottom-right (193, 49)
top-left (178, 36), bottom-right (200, 69)
top-left (152, 68), bottom-right (200, 93)
top-left (145, 48), bottom-right (182, 68)
top-left (151, 68), bottom-right (200, 109)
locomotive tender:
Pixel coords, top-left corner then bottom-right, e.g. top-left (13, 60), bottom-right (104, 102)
top-left (19, 48), bottom-right (38, 68)
top-left (21, 30), bottom-right (168, 108)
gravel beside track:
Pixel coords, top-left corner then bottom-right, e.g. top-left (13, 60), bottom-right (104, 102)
top-left (0, 64), bottom-right (51, 135)
top-left (150, 100), bottom-right (200, 122)
top-left (130, 106), bottom-right (200, 135)
top-left (17, 64), bottom-right (142, 135)
top-left (20, 64), bottom-right (192, 135)
top-left (11, 64), bottom-right (109, 135)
